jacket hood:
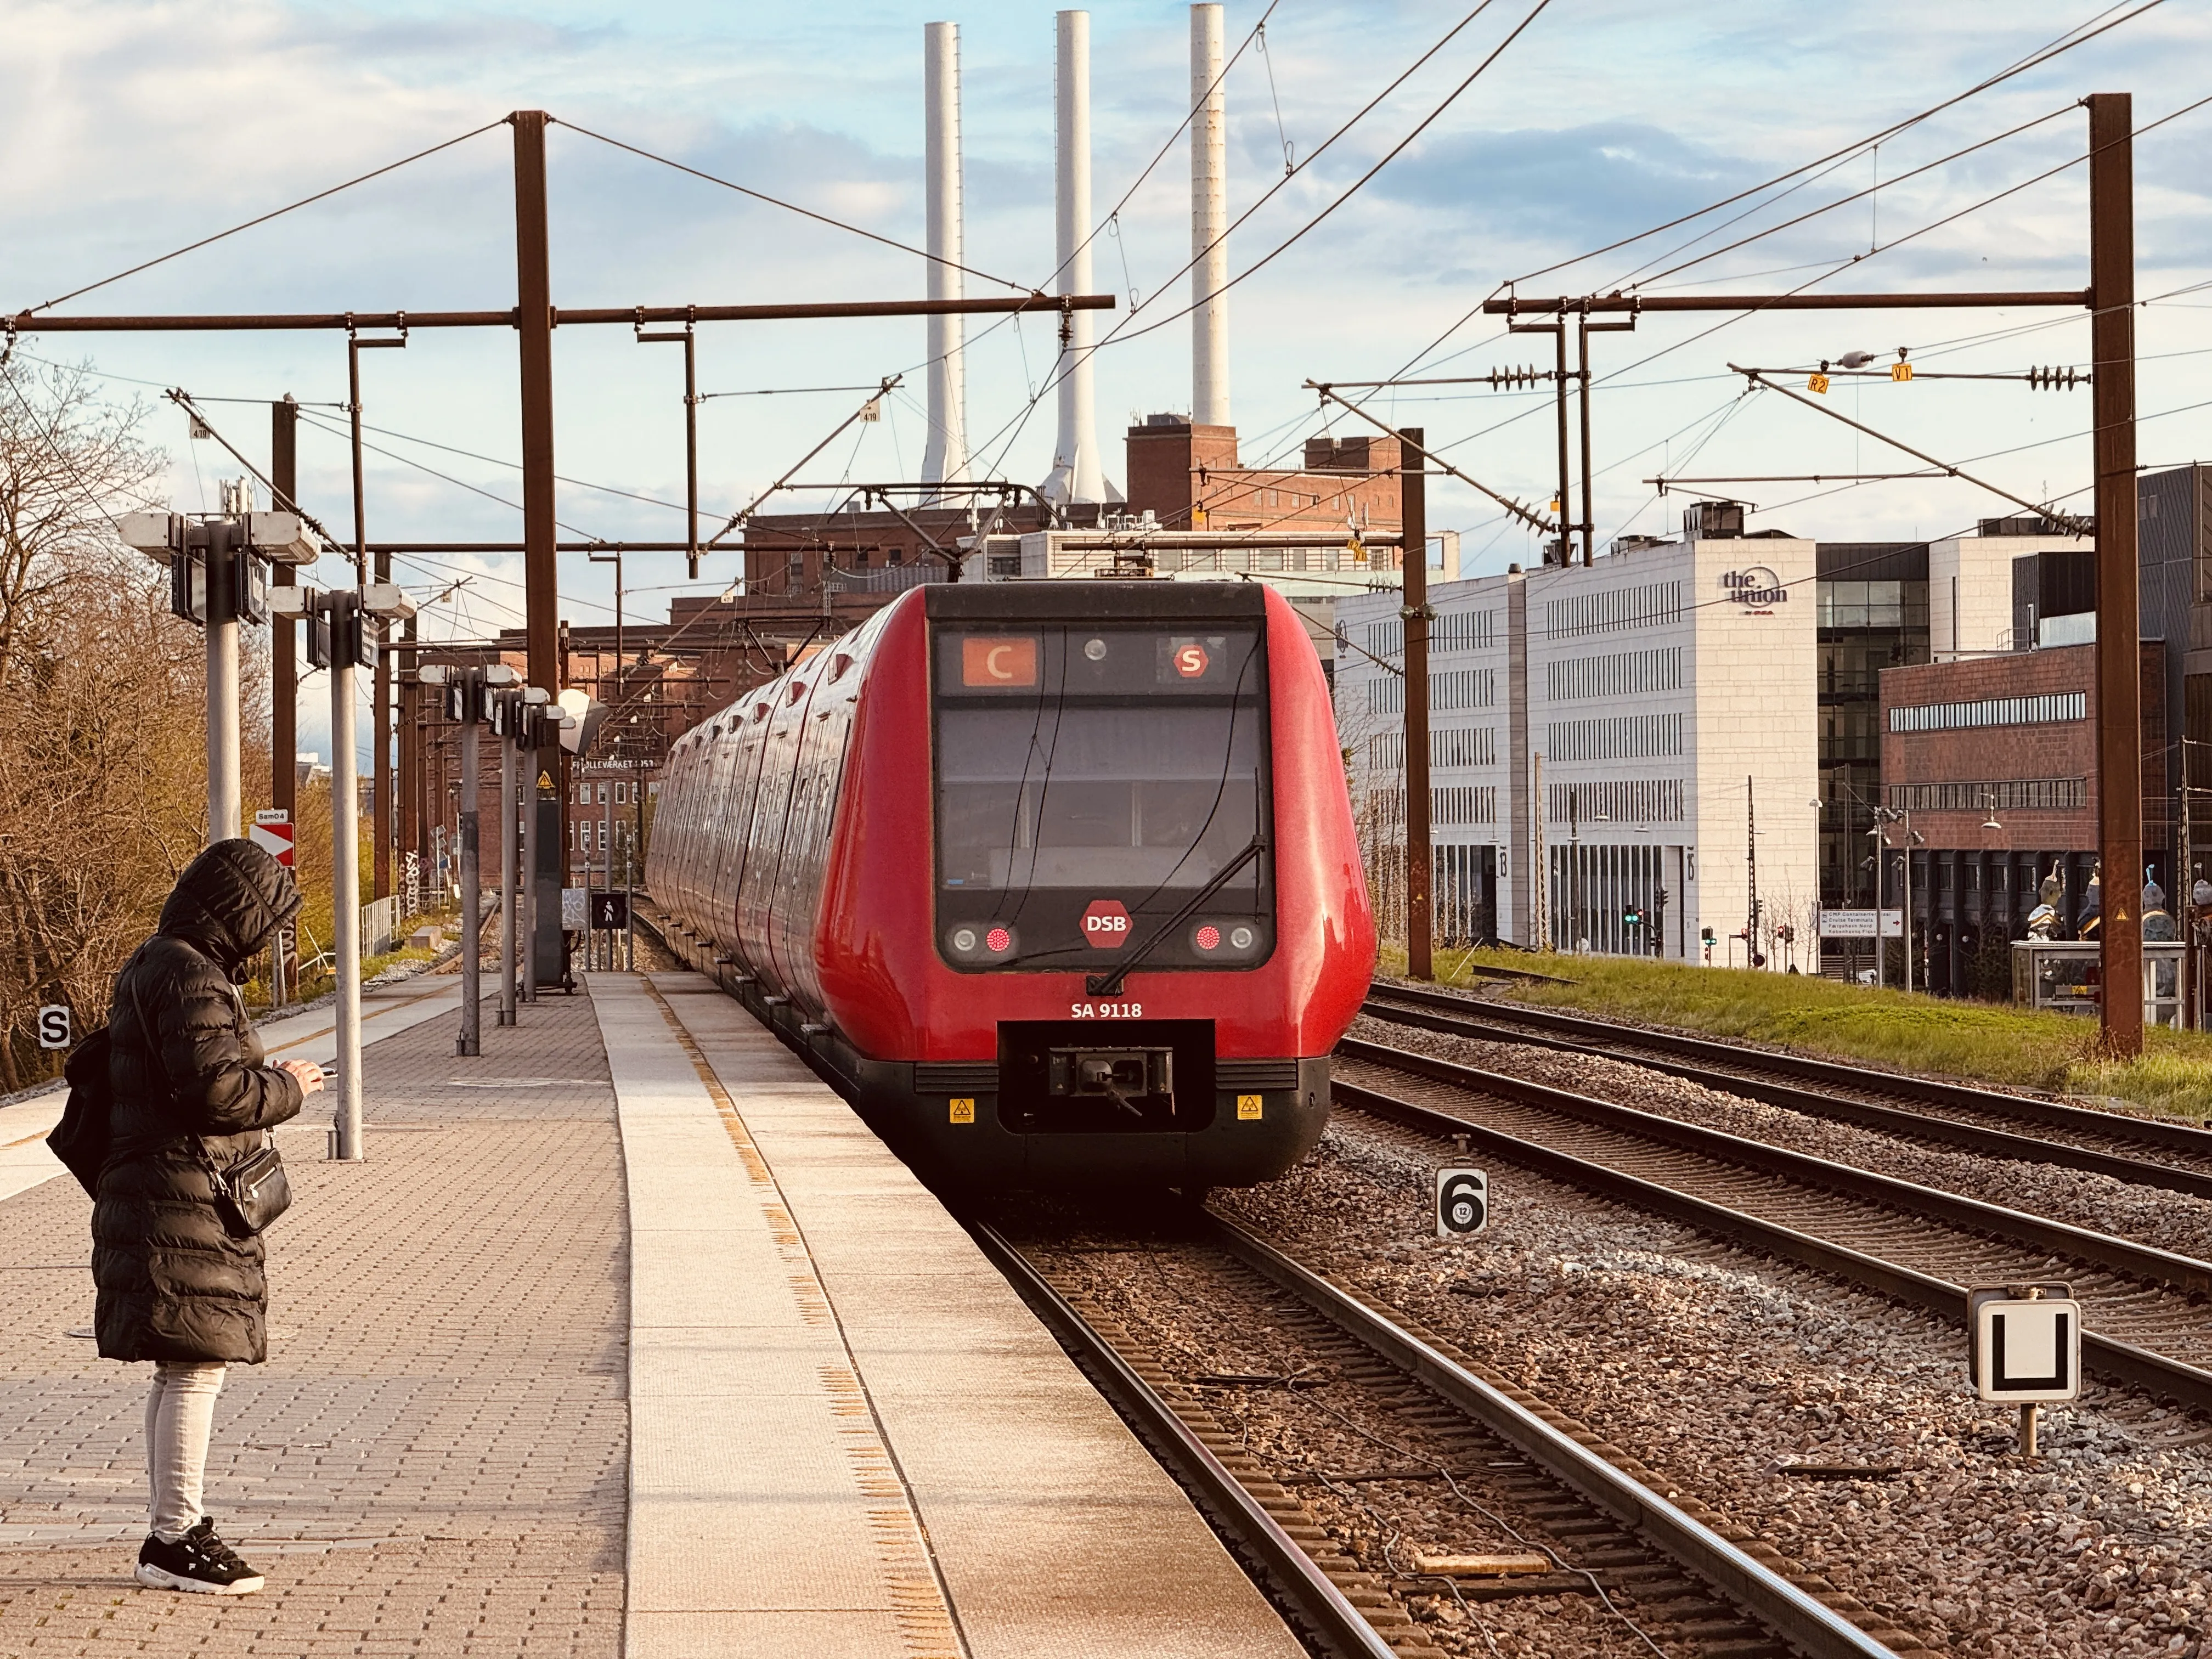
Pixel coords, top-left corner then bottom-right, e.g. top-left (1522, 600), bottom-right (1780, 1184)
top-left (159, 838), bottom-right (302, 974)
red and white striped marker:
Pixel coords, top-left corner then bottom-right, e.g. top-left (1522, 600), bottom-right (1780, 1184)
top-left (251, 808), bottom-right (295, 868)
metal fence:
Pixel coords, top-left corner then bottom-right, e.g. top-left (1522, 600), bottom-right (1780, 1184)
top-left (360, 896), bottom-right (400, 957)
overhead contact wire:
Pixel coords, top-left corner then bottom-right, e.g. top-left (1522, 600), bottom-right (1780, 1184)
top-left (557, 119), bottom-right (1036, 297)
top-left (961, 0), bottom-right (1547, 481)
top-left (15, 119), bottom-right (510, 317)
top-left (1501, 0), bottom-right (2168, 291)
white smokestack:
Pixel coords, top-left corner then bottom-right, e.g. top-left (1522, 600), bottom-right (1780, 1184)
top-left (1042, 9), bottom-right (1112, 505)
top-left (922, 21), bottom-right (969, 490)
top-left (1190, 2), bottom-right (1230, 428)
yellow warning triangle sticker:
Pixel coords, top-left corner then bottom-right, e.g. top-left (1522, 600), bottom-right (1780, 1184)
top-left (537, 771), bottom-right (554, 790)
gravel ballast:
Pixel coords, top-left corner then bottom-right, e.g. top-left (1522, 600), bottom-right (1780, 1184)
top-left (1215, 1113), bottom-right (2212, 1658)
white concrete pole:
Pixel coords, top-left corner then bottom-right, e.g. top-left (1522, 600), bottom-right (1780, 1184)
top-left (499, 719), bottom-right (518, 1024)
top-left (521, 746), bottom-right (539, 1003)
top-left (922, 21), bottom-right (970, 490)
top-left (1190, 2), bottom-right (1231, 428)
top-left (1044, 9), bottom-right (1105, 505)
top-left (458, 708), bottom-right (481, 1056)
top-left (204, 524), bottom-right (241, 845)
top-left (329, 594), bottom-right (365, 1161)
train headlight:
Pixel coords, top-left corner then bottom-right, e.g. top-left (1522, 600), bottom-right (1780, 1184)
top-left (948, 923), bottom-right (1018, 962)
top-left (1191, 919), bottom-right (1265, 958)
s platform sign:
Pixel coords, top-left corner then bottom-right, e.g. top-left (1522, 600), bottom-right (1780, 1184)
top-left (1081, 898), bottom-right (1132, 947)
top-left (36, 1005), bottom-right (72, 1051)
top-left (1436, 1168), bottom-right (1488, 1238)
top-left (1970, 1284), bottom-right (2080, 1404)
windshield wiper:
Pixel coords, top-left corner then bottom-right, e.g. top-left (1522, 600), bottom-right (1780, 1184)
top-left (1086, 836), bottom-right (1267, 998)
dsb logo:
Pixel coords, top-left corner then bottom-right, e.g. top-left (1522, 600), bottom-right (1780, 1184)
top-left (1081, 899), bottom-right (1131, 947)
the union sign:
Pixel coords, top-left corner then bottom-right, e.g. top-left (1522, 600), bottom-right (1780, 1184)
top-left (1721, 566), bottom-right (1788, 606)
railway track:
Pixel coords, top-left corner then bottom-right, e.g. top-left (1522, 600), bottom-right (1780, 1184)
top-left (1363, 983), bottom-right (2212, 1203)
top-left (1333, 1034), bottom-right (2212, 1413)
top-left (971, 1207), bottom-right (1909, 1659)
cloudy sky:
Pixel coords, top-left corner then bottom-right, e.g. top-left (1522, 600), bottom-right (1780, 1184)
top-left (5, 0), bottom-right (2208, 758)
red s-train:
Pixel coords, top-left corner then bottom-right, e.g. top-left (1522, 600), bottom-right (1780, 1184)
top-left (646, 579), bottom-right (1374, 1188)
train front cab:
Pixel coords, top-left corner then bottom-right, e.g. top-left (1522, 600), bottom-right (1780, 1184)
top-left (845, 1041), bottom-right (1335, 1193)
top-left (826, 580), bottom-right (1369, 1192)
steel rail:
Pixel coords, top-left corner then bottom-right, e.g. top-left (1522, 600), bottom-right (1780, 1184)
top-left (1331, 1057), bottom-right (2212, 1412)
top-left (1362, 991), bottom-right (2212, 1202)
top-left (1342, 1035), bottom-right (2212, 1294)
top-left (3, 296), bottom-right (1115, 333)
top-left (964, 1218), bottom-right (1402, 1659)
top-left (1372, 983), bottom-right (2212, 1157)
top-left (1203, 1214), bottom-right (1902, 1659)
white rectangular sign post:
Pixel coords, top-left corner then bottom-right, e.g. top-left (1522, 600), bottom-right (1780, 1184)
top-left (252, 808), bottom-right (296, 1008)
top-left (36, 1006), bottom-right (71, 1050)
top-left (1436, 1169), bottom-right (1489, 1238)
top-left (1970, 1284), bottom-right (2079, 1456)
top-left (250, 806), bottom-right (295, 867)
top-left (1818, 909), bottom-right (1903, 939)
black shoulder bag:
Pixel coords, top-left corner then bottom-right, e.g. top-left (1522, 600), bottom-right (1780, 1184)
top-left (196, 1135), bottom-right (292, 1237)
top-left (194, 983), bottom-right (294, 1237)
top-left (48, 1028), bottom-right (116, 1199)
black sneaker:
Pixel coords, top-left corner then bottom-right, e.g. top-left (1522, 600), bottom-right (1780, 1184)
top-left (134, 1517), bottom-right (266, 1595)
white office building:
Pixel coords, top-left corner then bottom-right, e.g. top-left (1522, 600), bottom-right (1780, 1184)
top-left (1336, 519), bottom-right (1818, 965)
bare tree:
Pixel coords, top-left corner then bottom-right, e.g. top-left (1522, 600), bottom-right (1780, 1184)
top-left (0, 353), bottom-right (190, 1089)
top-left (0, 356), bottom-right (162, 686)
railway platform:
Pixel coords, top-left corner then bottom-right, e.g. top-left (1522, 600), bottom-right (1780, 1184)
top-left (0, 969), bottom-right (1301, 1658)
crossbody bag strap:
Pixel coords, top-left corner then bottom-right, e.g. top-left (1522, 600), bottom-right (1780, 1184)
top-left (190, 1137), bottom-right (234, 1195)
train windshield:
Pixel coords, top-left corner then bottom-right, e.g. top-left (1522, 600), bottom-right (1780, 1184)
top-left (933, 624), bottom-right (1272, 972)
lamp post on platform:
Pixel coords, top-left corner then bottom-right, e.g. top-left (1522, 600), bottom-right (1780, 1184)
top-left (269, 579), bottom-right (416, 1162)
top-left (418, 663), bottom-right (520, 1054)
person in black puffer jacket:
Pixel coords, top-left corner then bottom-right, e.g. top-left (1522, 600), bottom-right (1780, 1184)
top-left (96, 838), bottom-right (324, 1596)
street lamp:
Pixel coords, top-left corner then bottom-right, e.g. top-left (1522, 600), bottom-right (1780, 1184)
top-left (1870, 806), bottom-right (1927, 995)
top-left (118, 501), bottom-right (320, 845)
top-left (417, 663), bottom-right (518, 1056)
top-left (271, 578), bottom-right (414, 1164)
top-left (1865, 823), bottom-right (1888, 989)
top-left (488, 684), bottom-right (557, 1011)
top-left (1810, 798), bottom-right (1824, 973)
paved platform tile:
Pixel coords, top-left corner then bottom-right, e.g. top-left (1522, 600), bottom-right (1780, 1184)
top-left (0, 985), bottom-right (625, 1657)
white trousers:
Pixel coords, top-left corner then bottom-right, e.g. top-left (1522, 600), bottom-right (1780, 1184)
top-left (145, 1361), bottom-right (226, 1542)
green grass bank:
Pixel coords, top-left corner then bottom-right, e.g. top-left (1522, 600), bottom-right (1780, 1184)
top-left (1381, 947), bottom-right (2212, 1120)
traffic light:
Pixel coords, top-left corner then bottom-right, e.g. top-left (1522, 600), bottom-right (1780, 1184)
top-left (1623, 904), bottom-right (1644, 929)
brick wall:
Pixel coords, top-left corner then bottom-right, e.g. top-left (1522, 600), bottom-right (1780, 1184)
top-left (1878, 641), bottom-right (2165, 852)
top-left (1124, 422), bottom-right (1239, 526)
top-left (1124, 422), bottom-right (1402, 547)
